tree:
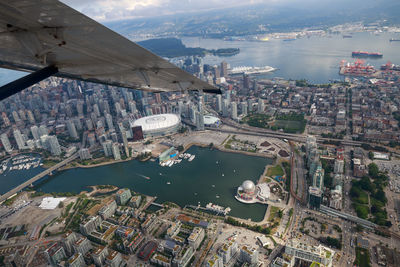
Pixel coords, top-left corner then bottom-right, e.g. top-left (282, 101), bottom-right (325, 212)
top-left (355, 224), bottom-right (364, 232)
top-left (177, 145), bottom-right (184, 152)
top-left (368, 163), bottom-right (379, 179)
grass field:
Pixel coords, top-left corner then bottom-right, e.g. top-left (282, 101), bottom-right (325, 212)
top-left (268, 206), bottom-right (281, 221)
top-left (266, 165), bottom-right (284, 177)
top-left (274, 120), bottom-right (306, 133)
top-left (354, 247), bottom-right (371, 267)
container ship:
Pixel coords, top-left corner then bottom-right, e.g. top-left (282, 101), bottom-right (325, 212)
top-left (381, 61), bottom-right (400, 71)
top-left (352, 51), bottom-right (383, 58)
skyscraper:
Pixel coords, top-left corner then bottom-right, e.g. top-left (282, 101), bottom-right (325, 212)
top-left (105, 113), bottom-right (114, 130)
top-left (220, 61), bottom-right (228, 77)
top-left (196, 111), bottom-right (205, 131)
top-left (48, 136), bottom-right (61, 156)
top-left (216, 95), bottom-right (222, 113)
top-left (67, 120), bottom-right (78, 139)
top-left (112, 143), bottom-right (121, 160)
top-left (241, 102), bottom-right (248, 116)
top-left (38, 125), bottom-right (48, 137)
top-left (13, 129), bottom-right (25, 150)
top-left (102, 140), bottom-right (113, 157)
top-left (222, 99), bottom-right (230, 117)
top-left (120, 124), bottom-right (130, 157)
top-left (258, 99), bottom-right (265, 113)
top-left (243, 74), bottom-right (250, 89)
top-left (30, 125), bottom-right (40, 140)
top-left (231, 102), bottom-right (238, 120)
top-left (1, 133), bottom-right (12, 153)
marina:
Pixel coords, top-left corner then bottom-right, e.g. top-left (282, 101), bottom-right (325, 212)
top-left (0, 155), bottom-right (42, 175)
top-left (159, 152), bottom-right (195, 167)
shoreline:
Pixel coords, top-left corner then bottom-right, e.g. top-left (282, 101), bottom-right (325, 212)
top-left (41, 142), bottom-right (276, 172)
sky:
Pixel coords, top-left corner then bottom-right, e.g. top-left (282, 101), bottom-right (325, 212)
top-left (61, 0), bottom-right (394, 22)
top-left (61, 0), bottom-right (274, 21)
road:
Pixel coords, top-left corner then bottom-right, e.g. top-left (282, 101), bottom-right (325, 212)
top-left (291, 145), bottom-right (307, 204)
top-left (0, 153), bottom-right (79, 203)
top-left (217, 118), bottom-right (365, 146)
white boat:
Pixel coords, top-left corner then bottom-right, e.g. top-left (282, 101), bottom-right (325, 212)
top-left (188, 155), bottom-right (195, 162)
top-left (167, 182), bottom-right (171, 185)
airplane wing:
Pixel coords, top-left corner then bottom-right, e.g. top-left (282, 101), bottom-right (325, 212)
top-left (0, 0), bottom-right (220, 97)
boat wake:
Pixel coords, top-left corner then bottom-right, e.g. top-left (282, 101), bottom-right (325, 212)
top-left (135, 173), bottom-right (150, 180)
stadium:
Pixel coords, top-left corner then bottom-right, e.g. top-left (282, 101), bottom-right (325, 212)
top-left (133, 114), bottom-right (181, 138)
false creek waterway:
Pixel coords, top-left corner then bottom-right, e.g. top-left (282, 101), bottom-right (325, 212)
top-left (1, 146), bottom-right (273, 222)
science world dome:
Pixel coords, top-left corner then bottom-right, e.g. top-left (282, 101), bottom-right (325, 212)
top-left (242, 180), bottom-right (256, 194)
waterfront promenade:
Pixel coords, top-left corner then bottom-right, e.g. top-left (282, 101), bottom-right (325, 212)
top-left (0, 153), bottom-right (79, 203)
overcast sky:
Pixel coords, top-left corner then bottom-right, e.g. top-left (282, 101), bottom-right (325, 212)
top-left (61, 0), bottom-right (276, 21)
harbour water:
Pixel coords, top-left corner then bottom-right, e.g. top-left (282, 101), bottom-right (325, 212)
top-left (8, 146), bottom-right (272, 221)
top-left (1, 32), bottom-right (399, 86)
top-left (181, 32), bottom-right (400, 83)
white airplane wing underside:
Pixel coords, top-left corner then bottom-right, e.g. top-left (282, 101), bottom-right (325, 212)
top-left (0, 0), bottom-right (219, 93)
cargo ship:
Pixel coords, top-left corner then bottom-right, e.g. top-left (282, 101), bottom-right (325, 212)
top-left (352, 51), bottom-right (383, 58)
top-left (390, 38), bottom-right (400, 42)
top-left (381, 62), bottom-right (400, 71)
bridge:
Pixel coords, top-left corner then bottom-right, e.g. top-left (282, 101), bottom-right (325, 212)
top-left (319, 205), bottom-right (377, 229)
top-left (0, 153), bottom-right (79, 203)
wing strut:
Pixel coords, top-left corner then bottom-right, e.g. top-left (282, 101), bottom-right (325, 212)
top-left (0, 65), bottom-right (58, 101)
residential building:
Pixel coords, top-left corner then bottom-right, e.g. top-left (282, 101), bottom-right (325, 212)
top-left (68, 253), bottom-right (86, 267)
top-left (284, 239), bottom-right (334, 267)
top-left (91, 246), bottom-right (108, 267)
top-left (205, 254), bottom-right (223, 267)
top-left (239, 246), bottom-right (258, 265)
top-left (112, 143), bottom-right (121, 160)
top-left (98, 199), bottom-right (117, 219)
top-left (73, 236), bottom-right (92, 256)
top-left (188, 227), bottom-right (204, 250)
top-left (0, 133), bottom-right (12, 152)
top-left (115, 188), bottom-right (132, 205)
top-left (218, 240), bottom-right (238, 264)
top-left (105, 250), bottom-right (122, 267)
top-left (44, 242), bottom-right (66, 266)
top-left (80, 216), bottom-right (101, 236)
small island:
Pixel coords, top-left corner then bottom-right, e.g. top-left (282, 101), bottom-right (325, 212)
top-left (137, 37), bottom-right (240, 58)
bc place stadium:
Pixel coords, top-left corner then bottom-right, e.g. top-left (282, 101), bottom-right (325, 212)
top-left (132, 114), bottom-right (181, 138)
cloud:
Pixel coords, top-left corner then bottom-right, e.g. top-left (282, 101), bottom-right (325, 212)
top-left (61, 0), bottom-right (270, 21)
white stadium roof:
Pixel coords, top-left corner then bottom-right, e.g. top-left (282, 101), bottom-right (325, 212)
top-left (203, 115), bottom-right (220, 125)
top-left (133, 114), bottom-right (180, 132)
